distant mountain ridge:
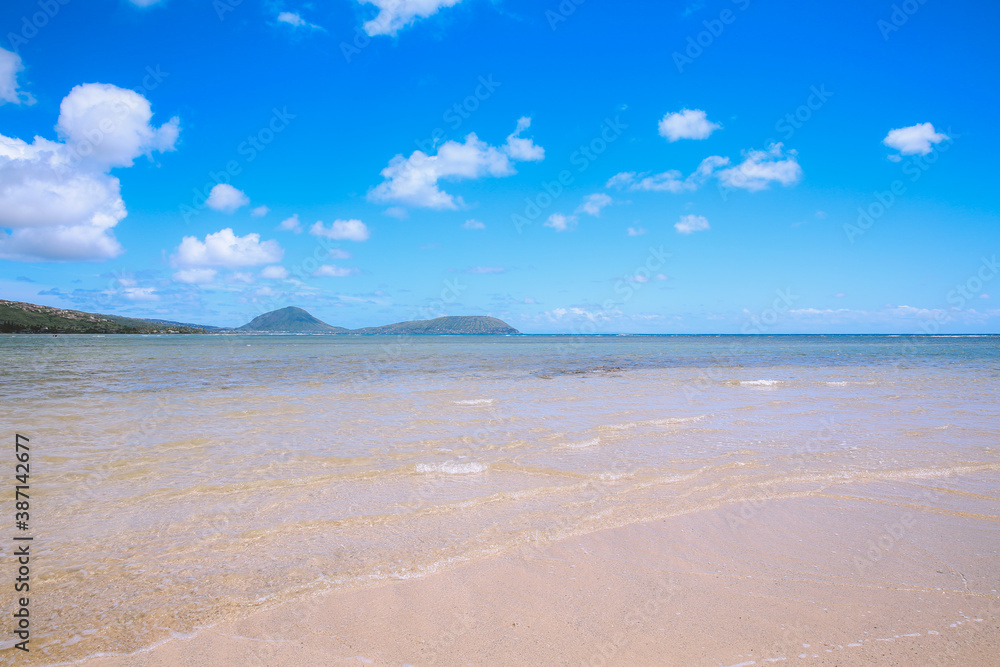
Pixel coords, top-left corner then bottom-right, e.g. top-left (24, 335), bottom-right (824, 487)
top-left (0, 299), bottom-right (209, 334)
top-left (238, 308), bottom-right (519, 335)
top-left (1, 300), bottom-right (520, 335)
top-left (350, 316), bottom-right (518, 335)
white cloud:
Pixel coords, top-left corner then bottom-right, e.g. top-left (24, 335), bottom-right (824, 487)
top-left (607, 155), bottom-right (726, 194)
top-left (674, 214), bottom-right (710, 234)
top-left (206, 184), bottom-right (249, 213)
top-left (173, 268), bottom-right (217, 284)
top-left (57, 83), bottom-right (179, 168)
top-left (611, 170), bottom-right (687, 193)
top-left (715, 143), bottom-right (801, 191)
top-left (261, 265), bottom-right (289, 279)
top-left (658, 109), bottom-right (720, 141)
top-left (123, 286), bottom-right (158, 301)
top-left (576, 193), bottom-right (612, 217)
top-left (504, 117), bottom-right (545, 161)
top-left (369, 118), bottom-right (543, 210)
top-left (310, 219), bottom-right (370, 242)
top-left (277, 11), bottom-right (324, 30)
top-left (607, 146), bottom-right (799, 196)
top-left (0, 47), bottom-right (34, 105)
top-left (314, 264), bottom-right (357, 277)
top-left (172, 228), bottom-right (283, 269)
top-left (463, 219), bottom-right (486, 230)
top-left (359, 0), bottom-right (465, 37)
top-left (250, 205), bottom-right (270, 217)
top-left (0, 83), bottom-right (178, 262)
top-left (627, 226), bottom-right (646, 236)
top-left (278, 214), bottom-right (302, 233)
top-left (883, 122), bottom-right (948, 159)
top-left (544, 213), bottom-right (576, 232)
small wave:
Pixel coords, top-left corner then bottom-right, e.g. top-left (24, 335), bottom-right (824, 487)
top-left (598, 415), bottom-right (706, 431)
top-left (453, 399), bottom-right (495, 406)
top-left (415, 461), bottom-right (489, 474)
top-left (740, 380), bottom-right (782, 387)
top-left (562, 437), bottom-right (601, 449)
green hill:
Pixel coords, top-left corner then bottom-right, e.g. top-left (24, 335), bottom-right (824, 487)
top-left (237, 306), bottom-right (349, 333)
top-left (350, 316), bottom-right (519, 335)
top-left (0, 300), bottom-right (207, 334)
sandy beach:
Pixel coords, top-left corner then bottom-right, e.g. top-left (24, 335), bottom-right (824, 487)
top-left (85, 479), bottom-right (999, 666)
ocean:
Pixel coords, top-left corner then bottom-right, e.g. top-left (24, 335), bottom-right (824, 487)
top-left (1, 334), bottom-right (998, 663)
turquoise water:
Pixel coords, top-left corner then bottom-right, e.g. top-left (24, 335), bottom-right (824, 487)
top-left (1, 334), bottom-right (998, 663)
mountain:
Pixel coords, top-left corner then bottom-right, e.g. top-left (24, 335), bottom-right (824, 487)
top-left (350, 316), bottom-right (519, 335)
top-left (0, 300), bottom-right (208, 334)
top-left (1, 300), bottom-right (521, 335)
top-left (236, 306), bottom-right (349, 333)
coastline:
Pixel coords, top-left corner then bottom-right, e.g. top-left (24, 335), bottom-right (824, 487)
top-left (81, 482), bottom-right (1000, 666)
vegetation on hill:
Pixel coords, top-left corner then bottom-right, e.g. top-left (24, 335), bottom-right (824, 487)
top-left (236, 306), bottom-right (349, 333)
top-left (0, 300), bottom-right (207, 334)
top-left (350, 316), bottom-right (520, 335)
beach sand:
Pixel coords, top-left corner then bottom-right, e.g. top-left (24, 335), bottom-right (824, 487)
top-left (85, 481), bottom-right (999, 666)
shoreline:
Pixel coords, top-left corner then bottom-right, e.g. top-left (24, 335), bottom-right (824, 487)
top-left (80, 484), bottom-right (1000, 666)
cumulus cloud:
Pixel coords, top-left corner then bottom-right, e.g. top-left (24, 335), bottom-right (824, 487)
top-left (359, 0), bottom-right (466, 36)
top-left (172, 228), bottom-right (283, 270)
top-left (0, 83), bottom-right (179, 262)
top-left (674, 214), bottom-right (710, 234)
top-left (463, 219), bottom-right (485, 230)
top-left (277, 214), bottom-right (302, 233)
top-left (607, 155), bottom-right (727, 193)
top-left (206, 184), bottom-right (250, 213)
top-left (277, 11), bottom-right (324, 30)
top-left (504, 117), bottom-right (545, 161)
top-left (250, 205), bottom-right (270, 217)
top-left (0, 47), bottom-right (34, 105)
top-left (314, 264), bottom-right (357, 277)
top-left (576, 193), bottom-right (612, 217)
top-left (56, 83), bottom-right (179, 168)
top-left (261, 265), bottom-right (290, 279)
top-left (715, 143), bottom-right (801, 191)
top-left (369, 117), bottom-right (544, 210)
top-left (544, 213), bottom-right (576, 232)
top-left (173, 268), bottom-right (217, 284)
top-left (883, 122), bottom-right (948, 160)
top-left (607, 146), bottom-right (799, 195)
top-left (658, 109), bottom-right (720, 141)
top-left (310, 219), bottom-right (370, 242)
top-left (627, 226), bottom-right (646, 236)
top-left (123, 286), bottom-right (158, 301)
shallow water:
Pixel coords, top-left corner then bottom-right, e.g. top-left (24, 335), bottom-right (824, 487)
top-left (0, 334), bottom-right (998, 663)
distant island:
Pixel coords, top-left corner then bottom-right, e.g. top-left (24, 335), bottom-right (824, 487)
top-left (238, 307), bottom-right (519, 335)
top-left (1, 301), bottom-right (520, 335)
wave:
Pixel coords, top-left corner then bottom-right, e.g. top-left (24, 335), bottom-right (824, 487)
top-left (598, 415), bottom-right (707, 431)
top-left (453, 399), bottom-right (495, 406)
top-left (561, 437), bottom-right (601, 449)
top-left (415, 461), bottom-right (489, 474)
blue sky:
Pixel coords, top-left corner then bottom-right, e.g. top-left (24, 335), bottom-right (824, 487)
top-left (0, 0), bottom-right (997, 332)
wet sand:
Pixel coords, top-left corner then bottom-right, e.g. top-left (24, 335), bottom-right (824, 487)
top-left (85, 481), bottom-right (999, 666)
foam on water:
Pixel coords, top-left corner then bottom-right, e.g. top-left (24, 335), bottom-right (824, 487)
top-left (415, 461), bottom-right (490, 474)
